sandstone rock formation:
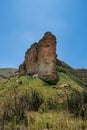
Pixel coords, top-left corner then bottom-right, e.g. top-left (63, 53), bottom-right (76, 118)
top-left (19, 32), bottom-right (59, 83)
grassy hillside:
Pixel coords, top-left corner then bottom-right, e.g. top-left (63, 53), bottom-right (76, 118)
top-left (0, 68), bottom-right (17, 78)
top-left (77, 68), bottom-right (87, 86)
top-left (57, 59), bottom-right (87, 87)
top-left (0, 69), bottom-right (87, 129)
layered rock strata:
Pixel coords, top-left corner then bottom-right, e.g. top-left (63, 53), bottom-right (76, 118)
top-left (19, 32), bottom-right (59, 83)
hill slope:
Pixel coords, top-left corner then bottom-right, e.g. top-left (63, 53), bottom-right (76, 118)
top-left (57, 59), bottom-right (87, 88)
top-left (77, 68), bottom-right (87, 86)
top-left (0, 68), bottom-right (17, 78)
top-left (0, 62), bottom-right (87, 129)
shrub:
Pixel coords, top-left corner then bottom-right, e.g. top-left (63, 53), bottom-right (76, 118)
top-left (1, 86), bottom-right (44, 128)
top-left (40, 96), bottom-right (59, 111)
top-left (67, 90), bottom-right (87, 117)
top-left (22, 88), bottom-right (44, 111)
top-left (68, 92), bottom-right (82, 115)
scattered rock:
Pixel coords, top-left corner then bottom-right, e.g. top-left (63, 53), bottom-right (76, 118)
top-left (57, 92), bottom-right (64, 98)
top-left (60, 83), bottom-right (71, 89)
top-left (32, 74), bottom-right (39, 78)
top-left (52, 85), bottom-right (56, 88)
top-left (16, 80), bottom-right (22, 85)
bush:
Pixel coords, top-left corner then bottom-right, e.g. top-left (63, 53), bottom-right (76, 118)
top-left (40, 96), bottom-right (60, 112)
top-left (22, 88), bottom-right (44, 111)
top-left (67, 90), bottom-right (87, 117)
top-left (1, 86), bottom-right (44, 128)
top-left (68, 92), bottom-right (82, 115)
top-left (1, 86), bottom-right (27, 127)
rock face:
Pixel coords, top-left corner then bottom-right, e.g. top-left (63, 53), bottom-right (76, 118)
top-left (19, 32), bottom-right (59, 83)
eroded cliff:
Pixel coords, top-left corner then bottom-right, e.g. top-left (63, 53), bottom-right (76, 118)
top-left (19, 32), bottom-right (59, 83)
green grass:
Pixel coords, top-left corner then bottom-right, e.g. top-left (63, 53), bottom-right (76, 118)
top-left (0, 68), bottom-right (17, 78)
top-left (26, 111), bottom-right (87, 130)
top-left (0, 67), bottom-right (87, 129)
top-left (57, 72), bottom-right (83, 92)
top-left (3, 111), bottom-right (87, 130)
top-left (56, 61), bottom-right (87, 87)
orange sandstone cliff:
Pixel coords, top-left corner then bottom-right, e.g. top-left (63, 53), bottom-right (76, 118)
top-left (19, 32), bottom-right (59, 83)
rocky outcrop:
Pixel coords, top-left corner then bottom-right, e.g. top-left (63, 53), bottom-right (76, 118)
top-left (19, 32), bottom-right (59, 83)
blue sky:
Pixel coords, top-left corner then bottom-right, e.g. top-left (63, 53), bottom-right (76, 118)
top-left (0, 0), bottom-right (87, 69)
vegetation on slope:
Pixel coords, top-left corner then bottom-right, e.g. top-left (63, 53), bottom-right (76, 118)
top-left (0, 71), bottom-right (87, 129)
top-left (77, 68), bottom-right (87, 86)
top-left (56, 59), bottom-right (87, 87)
top-left (0, 61), bottom-right (87, 129)
top-left (0, 68), bottom-right (17, 78)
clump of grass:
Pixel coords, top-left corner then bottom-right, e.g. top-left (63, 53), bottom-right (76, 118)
top-left (21, 87), bottom-right (44, 111)
top-left (26, 111), bottom-right (87, 130)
